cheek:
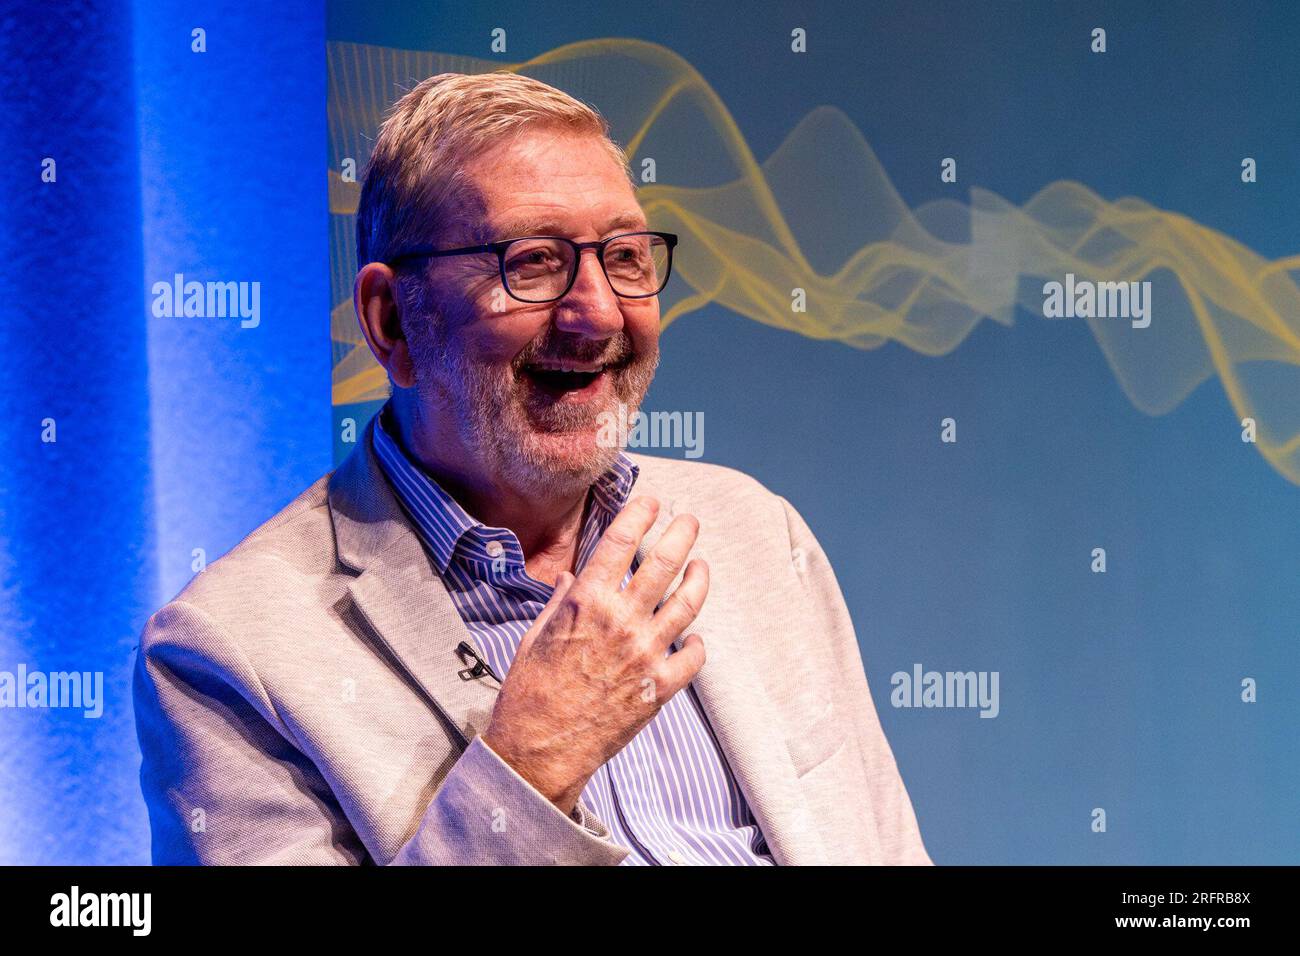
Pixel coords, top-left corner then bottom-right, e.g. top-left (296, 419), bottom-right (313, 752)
top-left (460, 310), bottom-right (550, 365)
top-left (625, 304), bottom-right (661, 354)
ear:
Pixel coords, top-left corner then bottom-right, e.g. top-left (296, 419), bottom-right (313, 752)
top-left (354, 262), bottom-right (416, 389)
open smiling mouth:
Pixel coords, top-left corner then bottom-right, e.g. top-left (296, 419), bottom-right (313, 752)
top-left (519, 359), bottom-right (624, 399)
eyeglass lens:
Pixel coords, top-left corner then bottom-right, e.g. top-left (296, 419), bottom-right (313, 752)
top-left (502, 234), bottom-right (670, 302)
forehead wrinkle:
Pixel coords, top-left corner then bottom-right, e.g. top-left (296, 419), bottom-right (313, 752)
top-left (485, 210), bottom-right (649, 242)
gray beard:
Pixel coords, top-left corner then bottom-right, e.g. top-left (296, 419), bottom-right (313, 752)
top-left (407, 315), bottom-right (657, 500)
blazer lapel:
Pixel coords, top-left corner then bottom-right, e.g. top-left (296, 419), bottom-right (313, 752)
top-left (328, 416), bottom-right (501, 750)
top-left (633, 472), bottom-right (829, 866)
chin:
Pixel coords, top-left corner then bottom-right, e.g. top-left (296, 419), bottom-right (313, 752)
top-left (489, 424), bottom-right (620, 499)
top-left (529, 428), bottom-right (617, 476)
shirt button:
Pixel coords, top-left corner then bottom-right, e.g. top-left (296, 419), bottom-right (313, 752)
top-left (485, 541), bottom-right (505, 558)
top-left (667, 850), bottom-right (687, 865)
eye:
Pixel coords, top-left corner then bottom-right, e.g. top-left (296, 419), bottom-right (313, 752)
top-left (604, 236), bottom-right (652, 274)
top-left (504, 240), bottom-right (567, 277)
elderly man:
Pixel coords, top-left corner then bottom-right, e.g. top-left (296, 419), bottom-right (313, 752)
top-left (133, 71), bottom-right (932, 866)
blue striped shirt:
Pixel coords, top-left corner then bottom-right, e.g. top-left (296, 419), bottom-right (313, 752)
top-left (371, 403), bottom-right (773, 865)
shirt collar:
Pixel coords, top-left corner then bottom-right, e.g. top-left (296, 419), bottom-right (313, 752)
top-left (370, 400), bottom-right (639, 574)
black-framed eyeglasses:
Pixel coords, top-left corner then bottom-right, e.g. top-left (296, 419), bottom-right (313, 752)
top-left (385, 231), bottom-right (678, 303)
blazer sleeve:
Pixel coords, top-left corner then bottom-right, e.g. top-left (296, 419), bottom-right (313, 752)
top-left (777, 496), bottom-right (935, 866)
top-left (133, 599), bottom-right (628, 865)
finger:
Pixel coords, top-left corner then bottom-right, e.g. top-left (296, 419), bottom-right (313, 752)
top-left (651, 558), bottom-right (709, 647)
top-left (660, 633), bottom-right (706, 696)
top-left (625, 513), bottom-right (699, 612)
top-left (580, 495), bottom-right (660, 589)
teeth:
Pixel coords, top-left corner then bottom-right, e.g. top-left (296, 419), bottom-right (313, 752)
top-left (529, 362), bottom-right (604, 373)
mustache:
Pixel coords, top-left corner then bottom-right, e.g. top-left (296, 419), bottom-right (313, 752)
top-left (512, 330), bottom-right (637, 371)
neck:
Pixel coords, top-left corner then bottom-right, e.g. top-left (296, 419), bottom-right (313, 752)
top-left (389, 395), bottom-right (590, 582)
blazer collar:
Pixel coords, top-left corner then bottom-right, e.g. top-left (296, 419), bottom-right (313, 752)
top-left (326, 415), bottom-right (827, 864)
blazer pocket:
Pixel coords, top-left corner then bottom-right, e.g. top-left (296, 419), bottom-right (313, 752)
top-left (784, 698), bottom-right (849, 777)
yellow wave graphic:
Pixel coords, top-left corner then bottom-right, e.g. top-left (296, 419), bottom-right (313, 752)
top-left (327, 39), bottom-right (1300, 484)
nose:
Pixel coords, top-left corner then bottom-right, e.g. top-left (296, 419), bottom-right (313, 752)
top-left (551, 247), bottom-right (625, 340)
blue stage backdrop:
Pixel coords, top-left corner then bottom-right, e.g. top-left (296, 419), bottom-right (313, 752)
top-left (0, 1), bottom-right (330, 864)
top-left (1, 0), bottom-right (1297, 865)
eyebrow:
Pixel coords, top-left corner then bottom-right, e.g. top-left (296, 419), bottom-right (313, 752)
top-left (483, 211), bottom-right (648, 242)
